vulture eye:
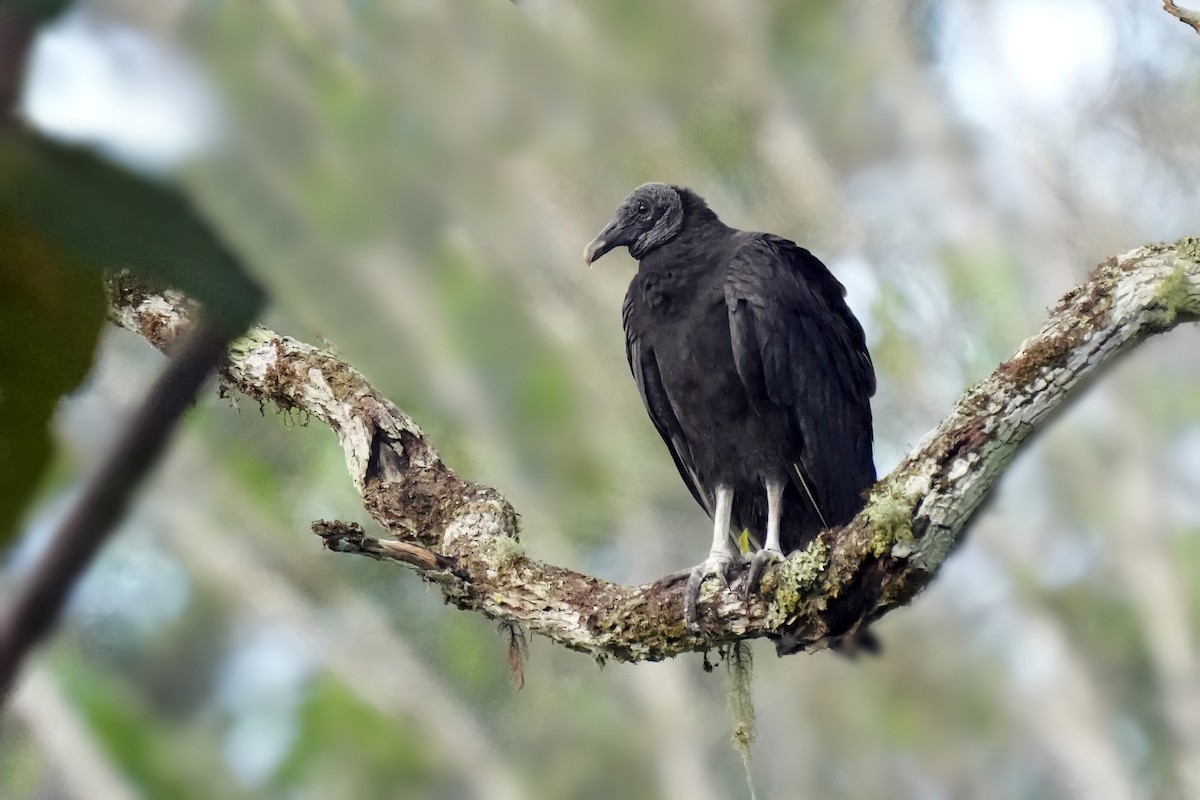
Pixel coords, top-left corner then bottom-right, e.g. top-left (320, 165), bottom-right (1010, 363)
top-left (636, 201), bottom-right (651, 218)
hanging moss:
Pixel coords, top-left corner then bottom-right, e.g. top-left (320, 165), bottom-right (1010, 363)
top-left (726, 642), bottom-right (758, 800)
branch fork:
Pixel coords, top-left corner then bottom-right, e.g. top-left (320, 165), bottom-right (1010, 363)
top-left (106, 238), bottom-right (1200, 662)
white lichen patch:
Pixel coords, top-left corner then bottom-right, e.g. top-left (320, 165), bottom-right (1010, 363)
top-left (442, 506), bottom-right (511, 554)
top-left (137, 294), bottom-right (184, 323)
top-left (903, 472), bottom-right (933, 497)
top-left (947, 455), bottom-right (975, 482)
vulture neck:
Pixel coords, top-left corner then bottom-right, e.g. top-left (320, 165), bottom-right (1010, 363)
top-left (639, 191), bottom-right (730, 274)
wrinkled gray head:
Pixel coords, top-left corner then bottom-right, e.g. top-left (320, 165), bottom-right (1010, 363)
top-left (583, 182), bottom-right (684, 264)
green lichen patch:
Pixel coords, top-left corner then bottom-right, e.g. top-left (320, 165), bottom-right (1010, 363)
top-left (1148, 263), bottom-right (1199, 327)
top-left (780, 539), bottom-right (828, 590)
top-left (482, 535), bottom-right (526, 571)
top-left (766, 538), bottom-right (829, 623)
top-left (864, 483), bottom-right (917, 558)
top-left (1177, 236), bottom-right (1200, 265)
top-left (229, 326), bottom-right (275, 357)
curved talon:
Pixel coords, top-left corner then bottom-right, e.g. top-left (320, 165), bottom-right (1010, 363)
top-left (743, 548), bottom-right (784, 598)
top-left (653, 567), bottom-right (696, 590)
top-left (684, 567), bottom-right (707, 629)
top-left (684, 552), bottom-right (741, 629)
top-left (722, 556), bottom-right (746, 586)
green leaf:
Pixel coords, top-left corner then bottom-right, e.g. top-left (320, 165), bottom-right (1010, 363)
top-left (0, 211), bottom-right (104, 544)
top-left (0, 126), bottom-right (264, 334)
top-left (3, 0), bottom-right (72, 22)
top-left (738, 528), bottom-right (752, 554)
top-left (0, 124), bottom-right (266, 542)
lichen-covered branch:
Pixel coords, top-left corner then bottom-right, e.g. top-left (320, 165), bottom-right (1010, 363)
top-left (105, 238), bottom-right (1200, 662)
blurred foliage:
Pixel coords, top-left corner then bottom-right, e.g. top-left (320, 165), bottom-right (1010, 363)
top-left (273, 677), bottom-right (440, 799)
top-left (59, 660), bottom-right (243, 800)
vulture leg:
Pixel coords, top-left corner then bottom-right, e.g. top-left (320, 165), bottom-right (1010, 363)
top-left (684, 485), bottom-right (739, 628)
top-left (744, 479), bottom-right (786, 597)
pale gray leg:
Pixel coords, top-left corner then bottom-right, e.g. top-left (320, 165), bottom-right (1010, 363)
top-left (763, 479), bottom-right (784, 555)
top-left (685, 486), bottom-right (739, 628)
top-left (745, 479), bottom-right (786, 596)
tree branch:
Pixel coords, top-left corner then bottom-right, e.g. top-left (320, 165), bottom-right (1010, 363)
top-left (105, 239), bottom-right (1200, 663)
top-left (1164, 0), bottom-right (1200, 35)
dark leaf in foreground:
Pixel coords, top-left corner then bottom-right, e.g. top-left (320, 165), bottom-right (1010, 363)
top-left (0, 212), bottom-right (104, 544)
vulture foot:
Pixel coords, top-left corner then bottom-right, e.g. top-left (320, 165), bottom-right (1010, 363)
top-left (743, 547), bottom-right (784, 598)
top-left (684, 552), bottom-right (742, 629)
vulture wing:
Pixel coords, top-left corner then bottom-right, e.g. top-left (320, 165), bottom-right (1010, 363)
top-left (725, 234), bottom-right (876, 525)
top-left (622, 291), bottom-right (715, 517)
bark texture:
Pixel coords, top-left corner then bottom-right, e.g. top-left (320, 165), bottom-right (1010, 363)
top-left (106, 238), bottom-right (1200, 662)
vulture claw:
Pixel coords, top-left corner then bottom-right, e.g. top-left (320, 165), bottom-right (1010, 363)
top-left (684, 552), bottom-right (739, 630)
top-left (743, 548), bottom-right (784, 599)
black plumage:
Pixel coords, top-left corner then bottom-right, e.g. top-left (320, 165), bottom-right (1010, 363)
top-left (585, 183), bottom-right (876, 626)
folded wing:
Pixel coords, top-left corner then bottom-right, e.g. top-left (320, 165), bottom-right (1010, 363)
top-left (724, 235), bottom-right (876, 525)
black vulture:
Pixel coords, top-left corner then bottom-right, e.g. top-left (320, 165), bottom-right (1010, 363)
top-left (584, 183), bottom-right (876, 627)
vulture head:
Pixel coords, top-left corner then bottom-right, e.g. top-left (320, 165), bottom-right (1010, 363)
top-left (583, 182), bottom-right (684, 264)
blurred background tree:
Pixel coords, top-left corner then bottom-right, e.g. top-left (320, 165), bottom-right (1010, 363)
top-left (3, 1), bottom-right (1200, 798)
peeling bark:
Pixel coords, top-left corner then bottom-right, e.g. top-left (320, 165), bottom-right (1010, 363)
top-left (105, 239), bottom-right (1200, 662)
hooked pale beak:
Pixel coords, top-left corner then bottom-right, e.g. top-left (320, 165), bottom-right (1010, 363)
top-left (583, 219), bottom-right (621, 265)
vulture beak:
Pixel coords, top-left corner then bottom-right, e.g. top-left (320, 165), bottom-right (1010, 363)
top-left (583, 219), bottom-right (621, 265)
